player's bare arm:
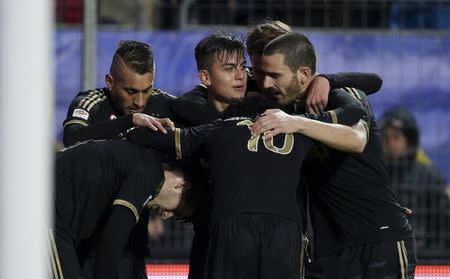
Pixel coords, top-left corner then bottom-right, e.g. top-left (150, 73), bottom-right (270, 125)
top-left (251, 108), bottom-right (367, 153)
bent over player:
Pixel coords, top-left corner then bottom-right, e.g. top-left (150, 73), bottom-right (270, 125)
top-left (49, 140), bottom-right (185, 279)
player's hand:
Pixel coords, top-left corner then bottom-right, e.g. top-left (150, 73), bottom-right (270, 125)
top-left (404, 207), bottom-right (413, 215)
top-left (133, 113), bottom-right (175, 134)
top-left (251, 109), bottom-right (299, 139)
top-left (305, 75), bottom-right (330, 114)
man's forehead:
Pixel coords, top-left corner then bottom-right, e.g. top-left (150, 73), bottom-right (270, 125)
top-left (118, 72), bottom-right (154, 90)
top-left (260, 53), bottom-right (288, 70)
top-left (215, 51), bottom-right (245, 65)
top-left (115, 61), bottom-right (153, 79)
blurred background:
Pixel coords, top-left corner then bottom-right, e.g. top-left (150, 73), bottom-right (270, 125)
top-left (54, 0), bottom-right (450, 276)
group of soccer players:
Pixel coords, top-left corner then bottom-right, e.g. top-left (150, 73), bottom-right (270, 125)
top-left (50, 20), bottom-right (417, 279)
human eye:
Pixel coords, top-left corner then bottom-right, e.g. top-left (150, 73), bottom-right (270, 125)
top-left (125, 88), bottom-right (137, 95)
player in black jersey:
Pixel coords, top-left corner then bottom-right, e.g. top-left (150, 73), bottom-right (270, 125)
top-left (172, 20), bottom-right (383, 126)
top-left (63, 40), bottom-right (175, 147)
top-left (129, 93), bottom-right (375, 279)
top-left (49, 140), bottom-right (185, 279)
top-left (128, 96), bottom-right (313, 279)
top-left (172, 34), bottom-right (248, 126)
top-left (169, 33), bottom-right (249, 279)
top-left (61, 40), bottom-right (177, 279)
top-left (252, 32), bottom-right (416, 279)
top-left (171, 32), bottom-right (378, 279)
top-left (245, 20), bottom-right (383, 114)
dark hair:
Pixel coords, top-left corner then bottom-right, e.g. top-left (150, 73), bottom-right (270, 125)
top-left (195, 33), bottom-right (245, 71)
top-left (222, 95), bottom-right (281, 119)
top-left (263, 32), bottom-right (316, 74)
top-left (379, 107), bottom-right (419, 149)
top-left (110, 40), bottom-right (154, 78)
top-left (246, 20), bottom-right (291, 57)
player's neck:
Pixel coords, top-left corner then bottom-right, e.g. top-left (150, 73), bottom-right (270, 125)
top-left (208, 96), bottom-right (230, 113)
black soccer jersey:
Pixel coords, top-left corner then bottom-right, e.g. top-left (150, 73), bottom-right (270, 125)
top-left (170, 72), bottom-right (381, 129)
top-left (171, 84), bottom-right (221, 126)
top-left (63, 87), bottom-right (176, 146)
top-left (54, 140), bottom-right (164, 243)
top-left (304, 88), bottom-right (413, 256)
top-left (129, 118), bottom-right (312, 223)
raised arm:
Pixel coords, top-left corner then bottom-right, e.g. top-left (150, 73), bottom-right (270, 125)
top-left (251, 109), bottom-right (367, 153)
top-left (301, 88), bottom-right (366, 126)
top-left (320, 72), bottom-right (382, 95)
top-left (305, 72), bottom-right (382, 113)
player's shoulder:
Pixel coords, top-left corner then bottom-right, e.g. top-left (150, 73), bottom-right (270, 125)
top-left (332, 87), bottom-right (367, 100)
top-left (152, 88), bottom-right (177, 101)
top-left (71, 87), bottom-right (109, 112)
top-left (178, 84), bottom-right (208, 99)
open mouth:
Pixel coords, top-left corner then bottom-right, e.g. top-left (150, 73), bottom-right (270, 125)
top-left (233, 85), bottom-right (245, 92)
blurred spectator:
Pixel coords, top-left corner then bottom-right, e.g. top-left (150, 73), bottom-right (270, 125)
top-left (379, 107), bottom-right (449, 252)
top-left (390, 1), bottom-right (450, 29)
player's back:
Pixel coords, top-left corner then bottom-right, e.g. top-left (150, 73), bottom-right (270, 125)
top-left (205, 118), bottom-right (311, 224)
top-left (54, 140), bottom-right (161, 242)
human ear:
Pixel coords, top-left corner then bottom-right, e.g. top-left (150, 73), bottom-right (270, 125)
top-left (105, 74), bottom-right (114, 90)
top-left (297, 67), bottom-right (311, 85)
top-left (198, 70), bottom-right (211, 86)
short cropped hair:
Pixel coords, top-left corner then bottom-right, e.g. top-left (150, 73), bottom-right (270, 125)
top-left (110, 40), bottom-right (154, 78)
top-left (263, 32), bottom-right (316, 74)
top-left (195, 33), bottom-right (245, 71)
top-left (246, 20), bottom-right (292, 57)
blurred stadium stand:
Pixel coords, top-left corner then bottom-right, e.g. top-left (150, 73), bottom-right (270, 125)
top-left (55, 0), bottom-right (450, 265)
top-left (56, 0), bottom-right (450, 30)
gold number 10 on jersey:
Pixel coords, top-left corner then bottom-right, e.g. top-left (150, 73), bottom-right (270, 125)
top-left (237, 119), bottom-right (294, 155)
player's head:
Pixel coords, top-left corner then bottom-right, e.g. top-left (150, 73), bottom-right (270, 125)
top-left (105, 40), bottom-right (155, 115)
top-left (260, 32), bottom-right (316, 105)
top-left (222, 95), bottom-right (281, 119)
top-left (246, 20), bottom-right (291, 89)
top-left (195, 33), bottom-right (247, 105)
top-left (379, 107), bottom-right (419, 161)
top-left (148, 165), bottom-right (186, 214)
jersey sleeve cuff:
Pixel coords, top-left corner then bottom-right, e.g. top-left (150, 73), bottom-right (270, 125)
top-left (112, 199), bottom-right (139, 223)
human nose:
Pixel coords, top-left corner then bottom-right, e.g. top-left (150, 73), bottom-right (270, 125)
top-left (133, 93), bottom-right (145, 107)
top-left (235, 67), bottom-right (245, 80)
top-left (262, 75), bottom-right (274, 89)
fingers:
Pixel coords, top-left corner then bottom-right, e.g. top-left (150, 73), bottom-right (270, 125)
top-left (134, 114), bottom-right (175, 133)
top-left (306, 75), bottom-right (330, 113)
top-left (404, 207), bottom-right (413, 215)
top-left (143, 120), bottom-right (159, 131)
top-left (150, 118), bottom-right (176, 133)
top-left (162, 118), bottom-right (176, 131)
top-left (151, 119), bottom-right (168, 134)
top-left (261, 129), bottom-right (281, 140)
top-left (306, 95), bottom-right (318, 114)
top-left (251, 117), bottom-right (274, 136)
top-left (261, 108), bottom-right (280, 116)
top-left (306, 95), bottom-right (324, 114)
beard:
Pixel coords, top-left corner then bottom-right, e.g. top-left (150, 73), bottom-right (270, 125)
top-left (282, 76), bottom-right (303, 105)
